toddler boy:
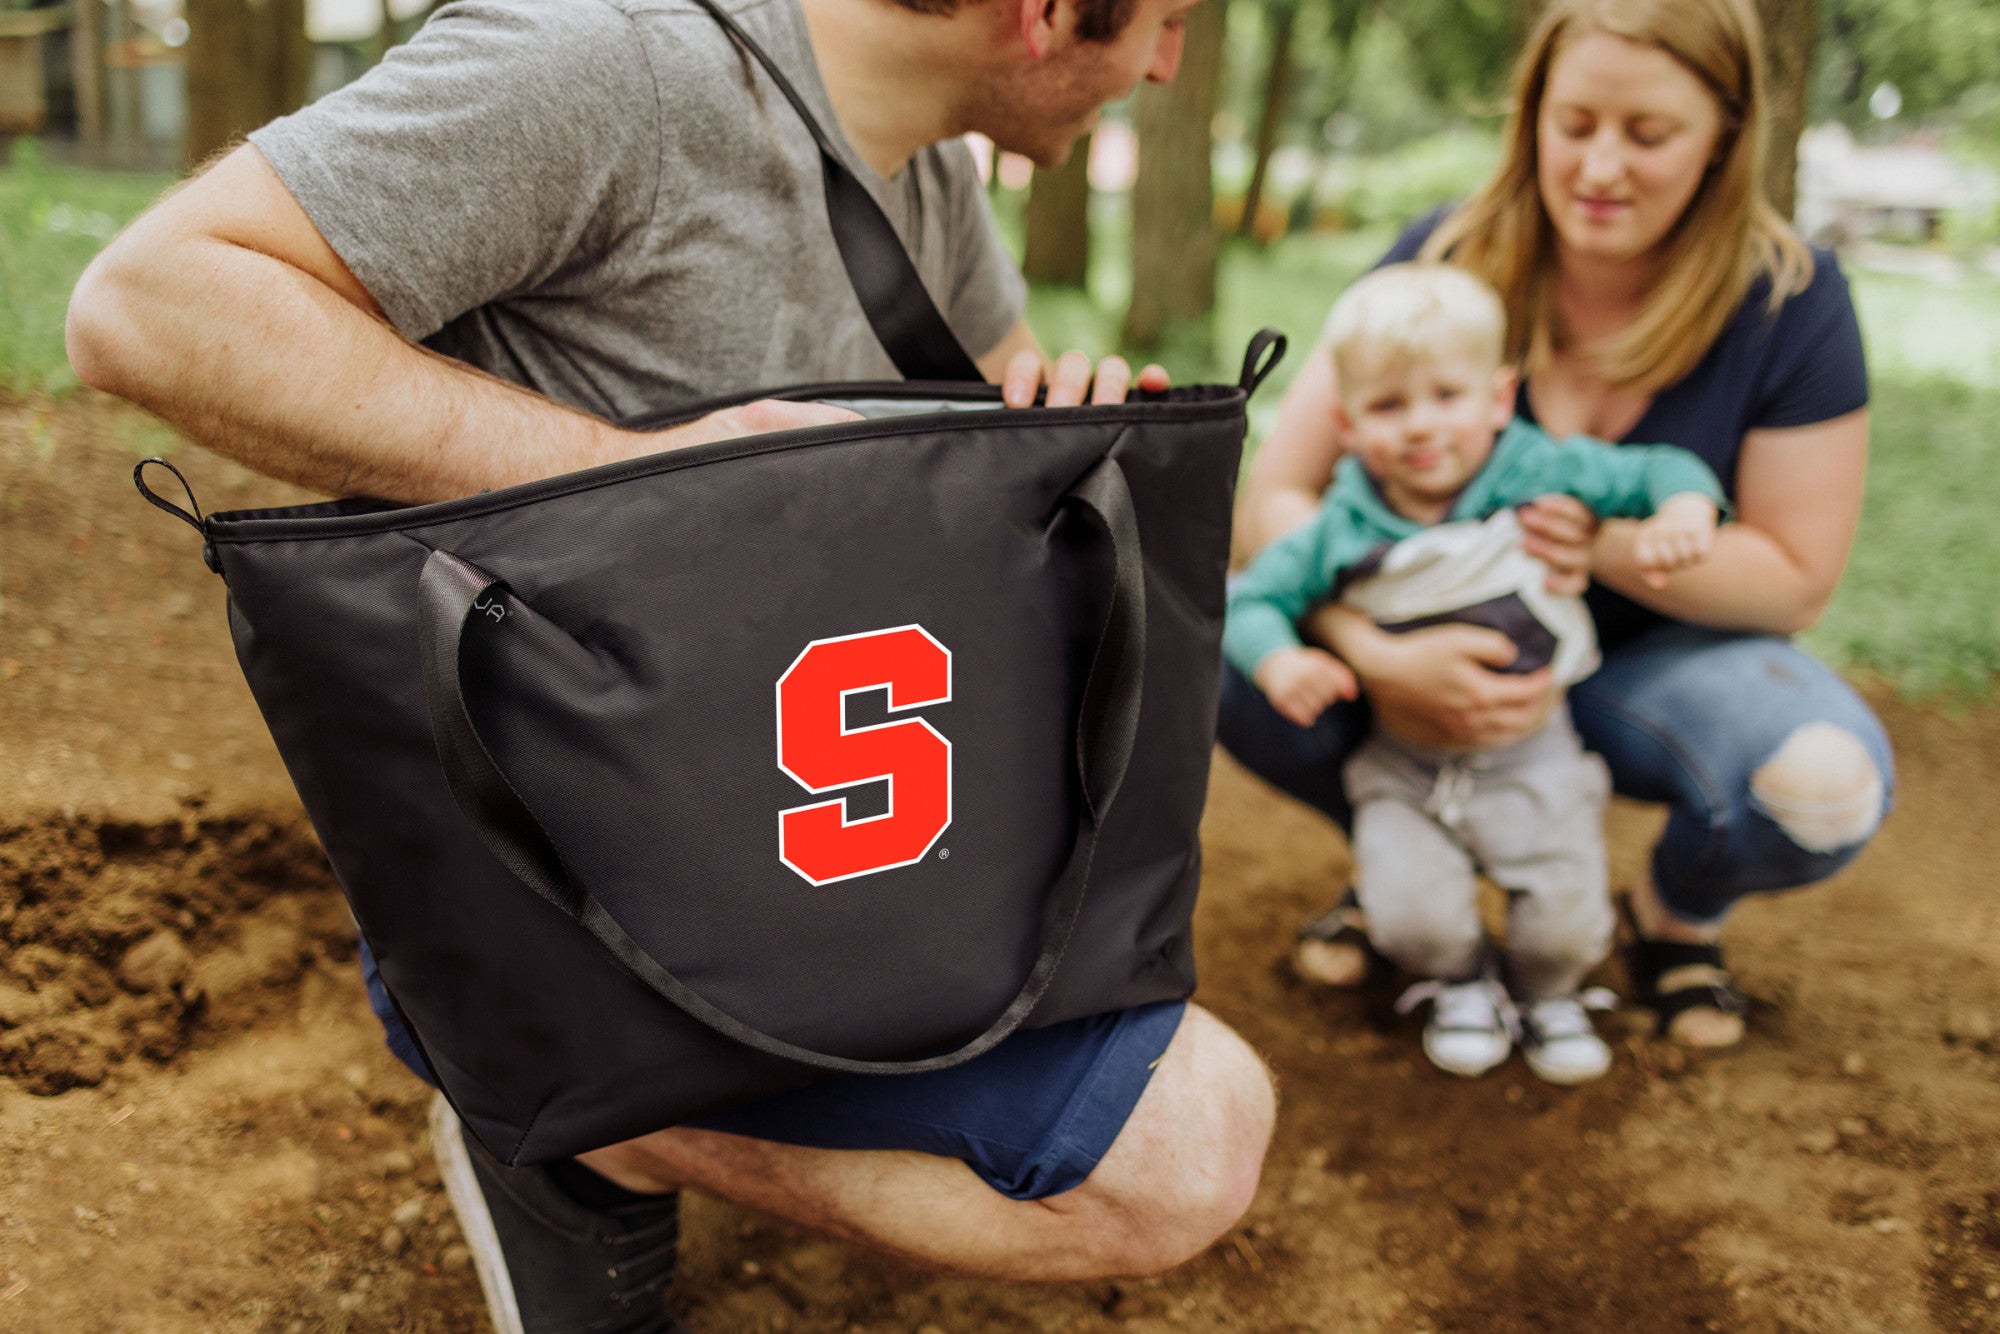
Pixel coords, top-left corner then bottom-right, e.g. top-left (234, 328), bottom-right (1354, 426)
top-left (1224, 263), bottom-right (1725, 1083)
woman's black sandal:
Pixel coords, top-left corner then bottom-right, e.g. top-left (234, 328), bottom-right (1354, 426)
top-left (1619, 898), bottom-right (1748, 1036)
top-left (1293, 885), bottom-right (1382, 984)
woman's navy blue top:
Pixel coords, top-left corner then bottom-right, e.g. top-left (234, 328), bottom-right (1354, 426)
top-left (1379, 210), bottom-right (1869, 647)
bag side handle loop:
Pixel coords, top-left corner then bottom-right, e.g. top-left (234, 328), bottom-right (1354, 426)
top-left (1238, 328), bottom-right (1288, 398)
top-left (415, 455), bottom-right (1146, 1076)
top-left (134, 457), bottom-right (224, 575)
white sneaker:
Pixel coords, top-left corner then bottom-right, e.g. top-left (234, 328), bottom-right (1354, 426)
top-left (1397, 975), bottom-right (1516, 1078)
top-left (1518, 990), bottom-right (1618, 1084)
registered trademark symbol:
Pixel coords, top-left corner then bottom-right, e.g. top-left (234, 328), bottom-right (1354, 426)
top-left (938, 848), bottom-right (950, 860)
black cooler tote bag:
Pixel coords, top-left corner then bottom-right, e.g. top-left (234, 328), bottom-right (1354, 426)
top-left (134, 0), bottom-right (1288, 1165)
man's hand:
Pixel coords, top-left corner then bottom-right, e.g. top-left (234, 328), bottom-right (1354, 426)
top-left (1252, 646), bottom-right (1359, 729)
top-left (1630, 493), bottom-right (1720, 589)
top-left (1001, 348), bottom-right (1170, 408)
top-left (1517, 494), bottom-right (1600, 596)
top-left (647, 399), bottom-right (863, 454)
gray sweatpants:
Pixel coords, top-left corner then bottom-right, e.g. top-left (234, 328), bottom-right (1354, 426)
top-left (1343, 710), bottom-right (1614, 1000)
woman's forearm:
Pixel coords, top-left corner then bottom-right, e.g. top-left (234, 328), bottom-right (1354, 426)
top-left (1592, 518), bottom-right (1836, 635)
top-left (1239, 486), bottom-right (1327, 556)
top-left (1234, 344), bottom-right (1343, 556)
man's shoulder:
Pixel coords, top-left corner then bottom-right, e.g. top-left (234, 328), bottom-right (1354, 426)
top-left (441, 0), bottom-right (779, 92)
top-left (598, 0), bottom-right (800, 76)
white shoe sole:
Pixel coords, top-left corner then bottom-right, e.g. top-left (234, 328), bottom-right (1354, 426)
top-left (1523, 1048), bottom-right (1612, 1085)
top-left (429, 1092), bottom-right (525, 1334)
top-left (1422, 1034), bottom-right (1510, 1078)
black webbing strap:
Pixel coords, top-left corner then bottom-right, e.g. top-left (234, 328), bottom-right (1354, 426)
top-left (415, 454), bottom-right (1146, 1075)
top-left (689, 0), bottom-right (982, 383)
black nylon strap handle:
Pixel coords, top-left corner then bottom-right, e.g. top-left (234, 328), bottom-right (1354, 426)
top-left (690, 0), bottom-right (982, 383)
top-left (416, 455), bottom-right (1146, 1076)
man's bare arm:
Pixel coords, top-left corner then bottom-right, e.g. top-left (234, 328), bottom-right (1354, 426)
top-left (66, 145), bottom-right (850, 503)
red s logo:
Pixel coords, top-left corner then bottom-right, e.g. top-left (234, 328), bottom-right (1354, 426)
top-left (777, 625), bottom-right (952, 886)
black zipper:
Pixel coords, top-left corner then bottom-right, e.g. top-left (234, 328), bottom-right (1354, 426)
top-left (206, 388), bottom-right (1247, 543)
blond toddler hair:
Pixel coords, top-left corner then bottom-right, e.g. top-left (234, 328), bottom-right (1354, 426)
top-left (1323, 263), bottom-right (1509, 394)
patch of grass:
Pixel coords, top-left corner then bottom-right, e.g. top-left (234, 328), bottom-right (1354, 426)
top-left (1803, 374), bottom-right (2000, 699)
top-left (0, 139), bottom-right (174, 397)
top-left (1847, 265), bottom-right (2000, 388)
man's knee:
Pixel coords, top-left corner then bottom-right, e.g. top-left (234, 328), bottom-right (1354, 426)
top-left (1060, 1005), bottom-right (1274, 1276)
top-left (1749, 721), bottom-right (1887, 854)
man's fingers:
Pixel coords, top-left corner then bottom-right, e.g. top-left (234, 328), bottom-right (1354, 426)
top-left (1047, 349), bottom-right (1094, 407)
top-left (1002, 348), bottom-right (1044, 408)
top-left (1089, 356), bottom-right (1133, 406)
top-left (999, 351), bottom-right (1169, 410)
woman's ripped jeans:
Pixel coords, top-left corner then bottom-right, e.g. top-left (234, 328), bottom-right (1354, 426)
top-left (1216, 622), bottom-right (1893, 926)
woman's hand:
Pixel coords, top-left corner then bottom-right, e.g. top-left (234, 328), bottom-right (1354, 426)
top-left (1517, 494), bottom-right (1601, 596)
top-left (1308, 605), bottom-right (1561, 749)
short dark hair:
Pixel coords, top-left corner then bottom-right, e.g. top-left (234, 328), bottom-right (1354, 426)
top-left (886, 0), bottom-right (1141, 42)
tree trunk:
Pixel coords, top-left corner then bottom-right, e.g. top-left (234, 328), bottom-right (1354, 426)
top-left (183, 0), bottom-right (311, 169)
top-left (1022, 131), bottom-right (1093, 288)
top-left (70, 0), bottom-right (103, 146)
top-left (371, 0), bottom-right (395, 67)
top-left (1121, 0), bottom-right (1227, 357)
top-left (1237, 2), bottom-right (1297, 242)
top-left (1756, 0), bottom-right (1815, 218)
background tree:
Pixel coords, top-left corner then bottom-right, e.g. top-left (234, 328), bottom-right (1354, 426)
top-left (1759, 0), bottom-right (1816, 217)
top-left (1121, 0), bottom-right (1229, 359)
top-left (1022, 133), bottom-right (1093, 288)
top-left (1236, 0), bottom-right (1302, 241)
top-left (183, 0), bottom-right (311, 169)
top-left (1813, 0), bottom-right (2000, 145)
top-left (1388, 0), bottom-right (1521, 113)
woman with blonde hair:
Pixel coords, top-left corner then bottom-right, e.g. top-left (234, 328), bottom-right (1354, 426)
top-left (1222, 0), bottom-right (1892, 1048)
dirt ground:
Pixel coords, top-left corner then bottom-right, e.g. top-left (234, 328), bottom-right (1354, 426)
top-left (2, 395), bottom-right (1998, 1334)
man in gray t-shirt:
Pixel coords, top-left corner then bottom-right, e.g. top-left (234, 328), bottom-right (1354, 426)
top-left (70, 0), bottom-right (1274, 1327)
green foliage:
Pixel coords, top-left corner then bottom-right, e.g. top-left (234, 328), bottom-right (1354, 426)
top-left (1803, 374), bottom-right (2000, 698)
top-left (1315, 128), bottom-right (1499, 230)
top-left (1220, 0), bottom-right (1522, 168)
top-left (0, 140), bottom-right (173, 397)
top-left (1380, 0), bottom-right (1520, 113)
top-left (1814, 0), bottom-right (2000, 143)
